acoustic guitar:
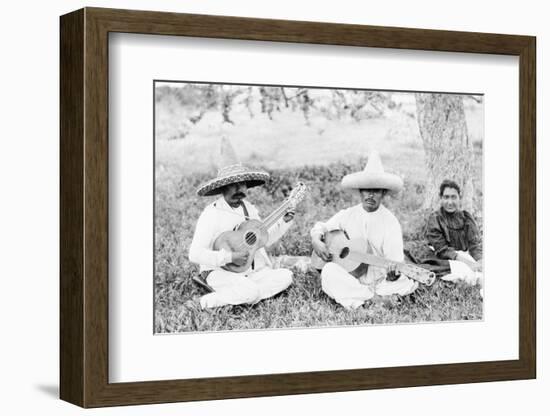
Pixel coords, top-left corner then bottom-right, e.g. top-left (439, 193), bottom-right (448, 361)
top-left (213, 183), bottom-right (307, 273)
top-left (311, 229), bottom-right (436, 286)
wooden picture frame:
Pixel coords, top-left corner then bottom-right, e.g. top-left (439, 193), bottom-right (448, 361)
top-left (60, 7), bottom-right (536, 408)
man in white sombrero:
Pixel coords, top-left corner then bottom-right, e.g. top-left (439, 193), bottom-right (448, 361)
top-left (310, 151), bottom-right (418, 309)
top-left (188, 137), bottom-right (294, 309)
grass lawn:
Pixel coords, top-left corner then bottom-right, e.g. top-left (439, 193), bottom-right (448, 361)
top-left (155, 268), bottom-right (483, 333)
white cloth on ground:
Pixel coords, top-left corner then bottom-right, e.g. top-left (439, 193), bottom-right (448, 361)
top-left (440, 251), bottom-right (483, 285)
top-left (311, 203), bottom-right (418, 308)
top-left (200, 267), bottom-right (293, 308)
top-left (440, 250), bottom-right (483, 297)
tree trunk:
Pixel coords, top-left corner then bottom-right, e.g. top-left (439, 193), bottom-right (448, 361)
top-left (415, 94), bottom-right (474, 212)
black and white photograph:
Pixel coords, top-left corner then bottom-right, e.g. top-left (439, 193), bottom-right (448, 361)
top-left (154, 81), bottom-right (484, 333)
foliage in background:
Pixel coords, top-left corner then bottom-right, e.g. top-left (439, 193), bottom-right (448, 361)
top-left (155, 83), bottom-right (397, 140)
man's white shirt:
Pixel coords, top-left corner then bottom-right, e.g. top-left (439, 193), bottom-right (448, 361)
top-left (310, 203), bottom-right (404, 284)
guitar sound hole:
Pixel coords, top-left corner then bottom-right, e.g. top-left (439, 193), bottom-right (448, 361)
top-left (339, 247), bottom-right (350, 259)
top-left (244, 231), bottom-right (257, 246)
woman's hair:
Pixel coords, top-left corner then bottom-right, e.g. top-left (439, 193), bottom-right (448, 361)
top-left (439, 179), bottom-right (461, 197)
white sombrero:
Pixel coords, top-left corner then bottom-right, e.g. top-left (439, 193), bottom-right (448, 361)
top-left (341, 151), bottom-right (403, 192)
top-left (196, 137), bottom-right (270, 197)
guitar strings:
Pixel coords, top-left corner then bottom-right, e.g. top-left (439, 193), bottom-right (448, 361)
top-left (213, 184), bottom-right (305, 255)
top-left (235, 199), bottom-right (292, 250)
top-left (211, 197), bottom-right (292, 252)
top-left (235, 187), bottom-right (305, 251)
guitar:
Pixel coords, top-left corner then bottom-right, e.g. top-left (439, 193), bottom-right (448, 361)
top-left (213, 183), bottom-right (308, 273)
top-left (311, 229), bottom-right (436, 286)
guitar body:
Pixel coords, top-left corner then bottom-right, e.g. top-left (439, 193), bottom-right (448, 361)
top-left (311, 230), bottom-right (436, 285)
top-left (311, 230), bottom-right (368, 278)
top-left (212, 182), bottom-right (307, 273)
top-left (213, 219), bottom-right (269, 273)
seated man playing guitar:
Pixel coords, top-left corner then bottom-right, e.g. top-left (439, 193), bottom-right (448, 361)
top-left (189, 137), bottom-right (299, 309)
top-left (310, 151), bottom-right (419, 309)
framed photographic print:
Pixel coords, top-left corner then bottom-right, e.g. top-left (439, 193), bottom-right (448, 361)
top-left (60, 7), bottom-right (536, 408)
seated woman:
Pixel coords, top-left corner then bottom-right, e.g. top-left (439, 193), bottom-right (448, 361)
top-left (426, 179), bottom-right (482, 273)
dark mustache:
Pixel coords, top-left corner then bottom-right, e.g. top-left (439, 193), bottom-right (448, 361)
top-left (232, 192), bottom-right (246, 199)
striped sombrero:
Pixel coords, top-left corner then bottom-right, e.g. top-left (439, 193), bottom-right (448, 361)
top-left (196, 137), bottom-right (270, 197)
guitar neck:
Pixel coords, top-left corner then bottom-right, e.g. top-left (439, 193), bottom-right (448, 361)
top-left (345, 250), bottom-right (435, 285)
top-left (346, 251), bottom-right (423, 275)
top-left (346, 251), bottom-right (399, 269)
top-left (260, 183), bottom-right (306, 230)
top-left (262, 199), bottom-right (291, 229)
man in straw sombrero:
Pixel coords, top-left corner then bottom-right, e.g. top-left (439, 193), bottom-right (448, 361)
top-left (188, 137), bottom-right (295, 309)
top-left (310, 151), bottom-right (418, 309)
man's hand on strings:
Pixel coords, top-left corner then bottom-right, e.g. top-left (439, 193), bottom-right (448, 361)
top-left (386, 263), bottom-right (401, 281)
top-left (312, 234), bottom-right (332, 262)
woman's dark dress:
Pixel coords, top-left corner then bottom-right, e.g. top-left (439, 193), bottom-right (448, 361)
top-left (425, 207), bottom-right (482, 261)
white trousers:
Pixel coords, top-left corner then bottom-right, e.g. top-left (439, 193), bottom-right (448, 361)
top-left (200, 268), bottom-right (293, 309)
top-left (321, 263), bottom-right (418, 309)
